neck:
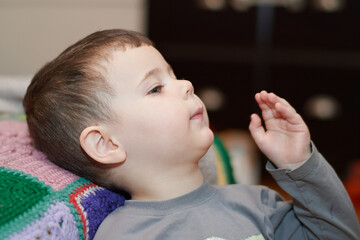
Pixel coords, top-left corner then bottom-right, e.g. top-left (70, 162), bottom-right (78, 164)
top-left (129, 164), bottom-right (205, 201)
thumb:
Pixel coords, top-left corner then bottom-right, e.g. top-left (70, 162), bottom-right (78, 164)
top-left (249, 114), bottom-right (266, 144)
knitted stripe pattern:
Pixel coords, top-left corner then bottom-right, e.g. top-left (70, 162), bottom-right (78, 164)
top-left (0, 119), bottom-right (78, 190)
top-left (6, 202), bottom-right (79, 240)
top-left (0, 120), bottom-right (126, 240)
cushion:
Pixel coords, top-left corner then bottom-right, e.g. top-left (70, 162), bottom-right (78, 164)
top-left (0, 119), bottom-right (125, 240)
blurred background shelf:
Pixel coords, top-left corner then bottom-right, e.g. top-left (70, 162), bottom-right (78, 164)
top-left (147, 0), bottom-right (360, 180)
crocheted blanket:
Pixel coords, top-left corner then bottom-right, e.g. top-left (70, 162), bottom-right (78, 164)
top-left (0, 120), bottom-right (125, 240)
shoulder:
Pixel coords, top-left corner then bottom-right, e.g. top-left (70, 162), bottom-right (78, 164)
top-left (213, 184), bottom-right (289, 213)
top-left (214, 184), bottom-right (281, 200)
top-left (94, 203), bottom-right (150, 239)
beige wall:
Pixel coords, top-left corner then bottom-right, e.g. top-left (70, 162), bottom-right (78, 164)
top-left (0, 0), bottom-right (146, 75)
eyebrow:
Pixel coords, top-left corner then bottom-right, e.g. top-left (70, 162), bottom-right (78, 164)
top-left (137, 64), bottom-right (173, 88)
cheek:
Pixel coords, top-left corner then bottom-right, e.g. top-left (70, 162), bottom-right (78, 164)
top-left (123, 106), bottom-right (190, 157)
top-left (203, 108), bottom-right (210, 127)
top-left (196, 95), bottom-right (210, 127)
top-left (147, 104), bottom-right (188, 134)
top-left (128, 101), bottom-right (189, 137)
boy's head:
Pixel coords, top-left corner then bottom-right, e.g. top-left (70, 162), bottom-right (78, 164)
top-left (23, 29), bottom-right (153, 188)
top-left (24, 29), bottom-right (214, 191)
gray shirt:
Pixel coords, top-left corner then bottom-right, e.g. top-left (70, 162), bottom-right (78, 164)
top-left (95, 144), bottom-right (360, 240)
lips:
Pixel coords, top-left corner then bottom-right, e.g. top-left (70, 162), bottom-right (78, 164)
top-left (190, 107), bottom-right (204, 120)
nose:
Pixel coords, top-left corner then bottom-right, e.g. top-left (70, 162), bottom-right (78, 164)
top-left (181, 80), bottom-right (194, 99)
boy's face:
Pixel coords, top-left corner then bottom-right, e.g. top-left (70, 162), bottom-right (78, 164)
top-left (106, 46), bottom-right (214, 168)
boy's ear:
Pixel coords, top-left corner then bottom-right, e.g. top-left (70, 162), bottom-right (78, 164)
top-left (79, 126), bottom-right (126, 165)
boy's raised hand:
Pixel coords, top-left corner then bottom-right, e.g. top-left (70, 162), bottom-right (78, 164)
top-left (249, 91), bottom-right (311, 170)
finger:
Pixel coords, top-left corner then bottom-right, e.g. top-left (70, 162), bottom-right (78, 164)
top-left (254, 92), bottom-right (265, 108)
top-left (249, 113), bottom-right (266, 143)
top-left (255, 90), bottom-right (270, 114)
top-left (254, 92), bottom-right (270, 118)
top-left (275, 102), bottom-right (303, 125)
top-left (257, 91), bottom-right (280, 120)
top-left (268, 92), bottom-right (293, 110)
top-left (267, 92), bottom-right (300, 119)
top-left (258, 90), bottom-right (271, 107)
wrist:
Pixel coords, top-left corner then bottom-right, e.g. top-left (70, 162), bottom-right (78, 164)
top-left (275, 142), bottom-right (313, 170)
top-left (276, 160), bottom-right (308, 170)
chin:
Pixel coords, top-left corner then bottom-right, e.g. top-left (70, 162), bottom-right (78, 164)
top-left (197, 134), bottom-right (214, 161)
top-left (202, 128), bottom-right (215, 152)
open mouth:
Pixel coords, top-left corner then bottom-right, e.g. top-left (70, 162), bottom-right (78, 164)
top-left (190, 107), bottom-right (204, 120)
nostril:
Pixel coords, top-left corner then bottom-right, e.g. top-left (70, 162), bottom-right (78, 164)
top-left (181, 80), bottom-right (194, 98)
top-left (185, 81), bottom-right (194, 95)
top-left (186, 88), bottom-right (193, 95)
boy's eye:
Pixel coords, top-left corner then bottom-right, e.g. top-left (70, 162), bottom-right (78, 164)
top-left (147, 85), bottom-right (163, 95)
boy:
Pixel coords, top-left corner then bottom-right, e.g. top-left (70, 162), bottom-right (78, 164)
top-left (23, 29), bottom-right (360, 239)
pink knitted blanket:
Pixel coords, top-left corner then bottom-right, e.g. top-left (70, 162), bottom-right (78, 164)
top-left (0, 120), bottom-right (125, 240)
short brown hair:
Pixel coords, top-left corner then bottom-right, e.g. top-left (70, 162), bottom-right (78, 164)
top-left (23, 29), bottom-right (153, 189)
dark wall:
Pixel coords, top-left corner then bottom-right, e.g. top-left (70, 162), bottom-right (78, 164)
top-left (147, 0), bottom-right (360, 178)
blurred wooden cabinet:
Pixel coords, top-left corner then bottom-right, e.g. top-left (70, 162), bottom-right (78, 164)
top-left (147, 0), bottom-right (360, 177)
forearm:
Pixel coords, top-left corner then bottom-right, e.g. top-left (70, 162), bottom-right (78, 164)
top-left (267, 142), bottom-right (360, 239)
